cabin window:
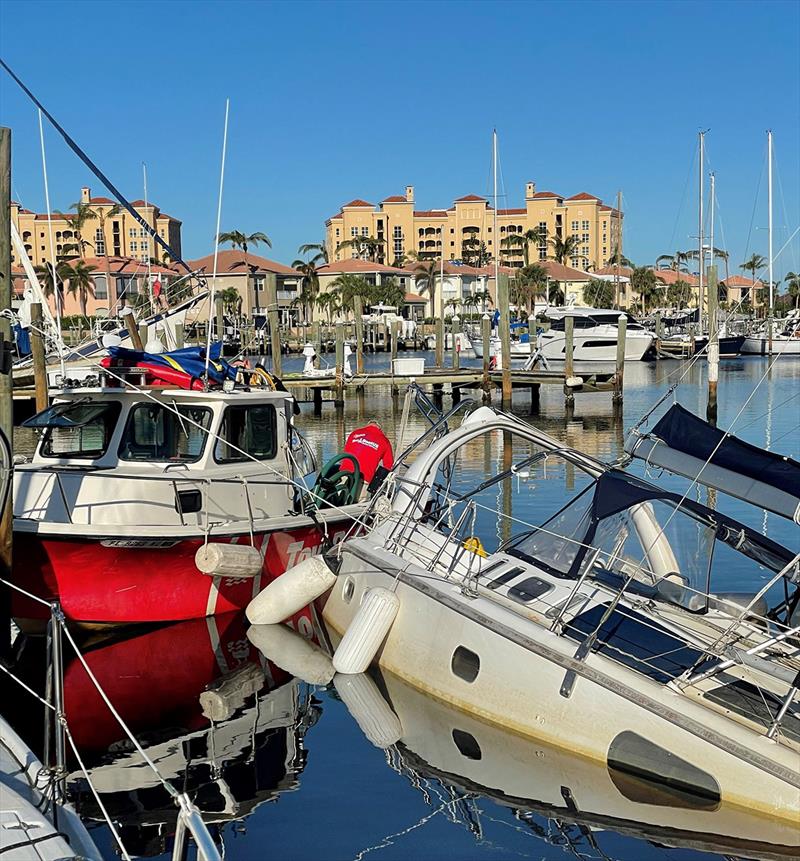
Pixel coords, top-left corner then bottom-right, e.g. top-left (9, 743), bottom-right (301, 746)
top-left (214, 404), bottom-right (278, 463)
top-left (452, 729), bottom-right (482, 760)
top-left (40, 401), bottom-right (122, 459)
top-left (119, 403), bottom-right (212, 462)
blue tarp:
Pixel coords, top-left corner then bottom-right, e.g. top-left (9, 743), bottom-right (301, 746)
top-left (107, 343), bottom-right (238, 385)
top-left (14, 324), bottom-right (31, 357)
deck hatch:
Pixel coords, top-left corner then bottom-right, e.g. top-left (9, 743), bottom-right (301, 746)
top-left (507, 576), bottom-right (553, 604)
top-left (704, 679), bottom-right (800, 743)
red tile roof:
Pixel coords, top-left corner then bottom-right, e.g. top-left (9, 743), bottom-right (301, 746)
top-left (651, 268), bottom-right (699, 286)
top-left (722, 275), bottom-right (762, 287)
top-left (595, 265), bottom-right (634, 278)
top-left (404, 292), bottom-right (426, 303)
top-left (34, 213), bottom-right (74, 220)
top-left (498, 208), bottom-right (526, 215)
top-left (157, 212), bottom-right (181, 222)
top-left (539, 260), bottom-right (593, 280)
top-left (455, 194), bottom-right (487, 202)
top-left (381, 195), bottom-right (408, 203)
top-left (81, 256), bottom-right (181, 276)
top-left (531, 191), bottom-right (561, 199)
top-left (342, 199), bottom-right (373, 208)
top-left (599, 205), bottom-right (622, 216)
top-left (89, 196), bottom-right (116, 204)
top-left (566, 192), bottom-right (599, 202)
top-left (319, 258), bottom-right (413, 276)
top-left (413, 210), bottom-right (448, 218)
top-left (128, 199), bottom-right (157, 208)
top-left (326, 212), bottom-right (343, 222)
top-left (188, 250), bottom-right (298, 276)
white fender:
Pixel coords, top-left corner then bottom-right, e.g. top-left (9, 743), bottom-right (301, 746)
top-left (246, 556), bottom-right (336, 625)
top-left (332, 587), bottom-right (399, 675)
top-left (247, 623), bottom-right (335, 686)
top-left (195, 542), bottom-right (263, 577)
top-left (199, 662), bottom-right (266, 722)
top-left (334, 672), bottom-right (402, 748)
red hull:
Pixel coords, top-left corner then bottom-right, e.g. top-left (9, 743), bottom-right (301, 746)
top-left (12, 522), bottom-right (351, 624)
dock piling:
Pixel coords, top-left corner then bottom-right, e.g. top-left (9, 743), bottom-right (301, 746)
top-left (614, 314), bottom-right (627, 402)
top-left (174, 322), bottom-right (185, 349)
top-left (266, 274), bottom-right (282, 376)
top-left (334, 323), bottom-right (345, 408)
top-left (481, 313), bottom-right (491, 403)
top-left (451, 315), bottom-right (460, 371)
top-left (353, 295), bottom-right (364, 374)
top-left (125, 312), bottom-right (145, 351)
top-left (707, 264), bottom-right (719, 424)
top-left (31, 303), bottom-right (48, 411)
top-left (564, 315), bottom-right (575, 405)
top-left (498, 272), bottom-right (512, 406)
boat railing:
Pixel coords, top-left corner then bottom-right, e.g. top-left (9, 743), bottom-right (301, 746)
top-left (0, 576), bottom-right (223, 861)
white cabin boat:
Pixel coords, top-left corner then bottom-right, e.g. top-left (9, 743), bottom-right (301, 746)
top-left (538, 308), bottom-right (655, 362)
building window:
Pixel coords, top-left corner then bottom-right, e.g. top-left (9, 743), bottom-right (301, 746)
top-left (539, 248), bottom-right (547, 260)
top-left (130, 241), bottom-right (138, 253)
top-left (393, 225), bottom-right (404, 259)
top-left (112, 221), bottom-right (121, 256)
top-left (582, 233), bottom-right (590, 244)
top-left (129, 227), bottom-right (137, 239)
top-left (581, 220), bottom-right (590, 231)
top-left (351, 227), bottom-right (358, 237)
top-left (571, 257), bottom-right (580, 268)
top-left (361, 226), bottom-right (369, 236)
top-left (93, 275), bottom-right (108, 299)
top-left (335, 228), bottom-right (340, 237)
top-left (571, 220), bottom-right (579, 231)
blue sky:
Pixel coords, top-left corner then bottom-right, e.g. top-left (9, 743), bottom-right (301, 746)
top-left (1, 0), bottom-right (798, 281)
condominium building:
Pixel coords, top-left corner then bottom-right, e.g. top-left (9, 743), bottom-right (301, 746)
top-left (10, 186), bottom-right (182, 268)
top-left (325, 182), bottom-right (622, 272)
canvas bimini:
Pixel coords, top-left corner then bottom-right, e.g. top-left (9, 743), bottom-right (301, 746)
top-left (249, 406), bottom-right (800, 826)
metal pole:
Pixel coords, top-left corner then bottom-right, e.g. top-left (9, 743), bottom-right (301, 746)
top-left (564, 315), bottom-right (575, 406)
top-left (334, 322), bottom-right (344, 408)
top-left (50, 604), bottom-right (67, 801)
top-left (767, 129), bottom-right (774, 354)
top-left (698, 131), bottom-right (705, 321)
top-left (481, 313), bottom-right (491, 403)
top-left (614, 190), bottom-right (622, 308)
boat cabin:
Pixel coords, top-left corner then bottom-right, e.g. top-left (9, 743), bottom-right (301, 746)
top-left (15, 381), bottom-right (309, 533)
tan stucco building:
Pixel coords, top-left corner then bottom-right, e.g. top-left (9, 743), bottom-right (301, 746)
top-left (325, 182), bottom-right (622, 272)
top-left (11, 185), bottom-right (182, 268)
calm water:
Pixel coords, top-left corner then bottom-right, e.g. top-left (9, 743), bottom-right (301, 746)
top-left (6, 353), bottom-right (799, 860)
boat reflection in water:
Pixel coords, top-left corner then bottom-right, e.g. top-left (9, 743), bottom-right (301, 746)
top-left (340, 665), bottom-right (799, 861)
top-left (63, 612), bottom-right (320, 857)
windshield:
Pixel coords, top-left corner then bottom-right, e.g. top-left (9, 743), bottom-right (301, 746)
top-left (119, 402), bottom-right (212, 462)
top-left (40, 401), bottom-right (121, 459)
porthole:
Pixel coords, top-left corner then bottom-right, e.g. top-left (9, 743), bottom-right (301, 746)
top-left (342, 577), bottom-right (355, 603)
top-left (451, 646), bottom-right (480, 682)
top-left (452, 728), bottom-right (482, 760)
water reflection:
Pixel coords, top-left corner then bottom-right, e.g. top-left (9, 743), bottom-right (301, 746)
top-left (60, 613), bottom-right (319, 857)
top-left (343, 668), bottom-right (800, 860)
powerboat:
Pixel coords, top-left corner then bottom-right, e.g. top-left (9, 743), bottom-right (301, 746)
top-left (266, 406), bottom-right (800, 826)
top-left (537, 308), bottom-right (655, 362)
top-left (12, 348), bottom-right (364, 625)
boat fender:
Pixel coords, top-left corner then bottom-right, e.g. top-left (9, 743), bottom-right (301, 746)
top-left (247, 623), bottom-right (335, 686)
top-left (566, 376), bottom-right (584, 388)
top-left (334, 672), bottom-right (403, 748)
top-left (332, 587), bottom-right (399, 675)
top-left (246, 556), bottom-right (336, 625)
top-left (199, 662), bottom-right (266, 722)
top-left (195, 542), bottom-right (263, 577)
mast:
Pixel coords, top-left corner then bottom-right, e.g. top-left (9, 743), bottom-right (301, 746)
top-left (767, 129), bottom-right (774, 353)
top-left (493, 129), bottom-right (499, 293)
top-left (709, 171), bottom-right (715, 272)
top-left (143, 162), bottom-right (153, 313)
top-left (615, 189), bottom-right (622, 308)
top-left (698, 131), bottom-right (705, 321)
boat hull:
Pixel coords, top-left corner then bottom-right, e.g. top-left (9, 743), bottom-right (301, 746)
top-left (538, 332), bottom-right (654, 362)
top-left (741, 336), bottom-right (800, 355)
top-left (12, 520), bottom-right (352, 625)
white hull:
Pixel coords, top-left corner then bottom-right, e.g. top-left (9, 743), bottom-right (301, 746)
top-left (323, 544), bottom-right (799, 827)
top-left (741, 336), bottom-right (800, 355)
top-left (472, 338), bottom-right (531, 359)
top-left (538, 330), bottom-right (654, 362)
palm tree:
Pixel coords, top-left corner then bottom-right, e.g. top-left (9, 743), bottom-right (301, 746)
top-left (338, 235), bottom-right (385, 263)
top-left (315, 291), bottom-right (341, 324)
top-left (412, 258), bottom-right (440, 313)
top-left (297, 241), bottom-right (329, 264)
top-left (740, 253), bottom-right (767, 283)
top-left (217, 230), bottom-right (271, 313)
top-left (328, 274), bottom-right (372, 318)
top-left (666, 279), bottom-right (693, 308)
top-left (59, 202), bottom-right (98, 259)
top-left (785, 272), bottom-right (800, 309)
top-left (34, 260), bottom-right (71, 313)
top-left (219, 286), bottom-right (242, 316)
top-left (606, 245), bottom-right (632, 268)
top-left (586, 278), bottom-right (615, 309)
top-left (502, 227), bottom-right (546, 266)
top-left (549, 234), bottom-right (581, 265)
top-left (655, 251), bottom-right (690, 272)
top-left (631, 266), bottom-right (660, 312)
top-left (291, 258), bottom-right (321, 322)
top-left (63, 260), bottom-right (98, 317)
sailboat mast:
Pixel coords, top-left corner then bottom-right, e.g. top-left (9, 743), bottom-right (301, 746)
top-left (493, 129), bottom-right (499, 289)
top-left (143, 162), bottom-right (153, 313)
top-left (768, 129), bottom-right (773, 318)
top-left (709, 171), bottom-right (715, 271)
top-left (698, 131), bottom-right (705, 319)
